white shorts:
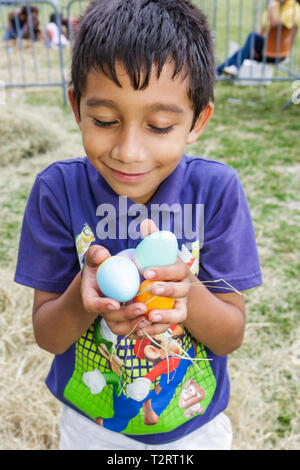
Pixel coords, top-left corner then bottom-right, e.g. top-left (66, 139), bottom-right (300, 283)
top-left (59, 404), bottom-right (233, 450)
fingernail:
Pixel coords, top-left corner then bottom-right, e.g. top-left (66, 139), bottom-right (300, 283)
top-left (145, 270), bottom-right (155, 279)
top-left (135, 308), bottom-right (146, 315)
top-left (152, 315), bottom-right (162, 322)
top-left (139, 319), bottom-right (150, 328)
top-left (107, 304), bottom-right (116, 311)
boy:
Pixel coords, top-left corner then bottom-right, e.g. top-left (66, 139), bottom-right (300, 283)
top-left (15, 0), bottom-right (262, 450)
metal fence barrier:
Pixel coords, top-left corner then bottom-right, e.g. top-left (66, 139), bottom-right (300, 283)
top-left (0, 0), bottom-right (299, 104)
top-left (0, 0), bottom-right (68, 103)
top-left (214, 0), bottom-right (300, 84)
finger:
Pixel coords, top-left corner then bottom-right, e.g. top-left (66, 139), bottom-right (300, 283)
top-left (81, 264), bottom-right (121, 310)
top-left (140, 218), bottom-right (159, 239)
top-left (147, 298), bottom-right (187, 324)
top-left (103, 302), bottom-right (148, 323)
top-left (82, 290), bottom-right (120, 314)
top-left (85, 244), bottom-right (111, 268)
top-left (106, 316), bottom-right (152, 337)
top-left (150, 280), bottom-right (190, 299)
top-left (135, 322), bottom-right (173, 338)
top-left (144, 260), bottom-right (188, 282)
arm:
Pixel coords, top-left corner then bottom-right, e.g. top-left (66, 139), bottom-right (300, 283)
top-left (141, 262), bottom-right (246, 357)
top-left (46, 25), bottom-right (53, 41)
top-left (259, 24), bottom-right (266, 35)
top-left (33, 245), bottom-right (149, 355)
top-left (267, 1), bottom-right (282, 28)
top-left (135, 220), bottom-right (246, 356)
top-left (184, 271), bottom-right (246, 356)
top-left (145, 356), bottom-right (181, 382)
top-left (33, 273), bottom-right (96, 355)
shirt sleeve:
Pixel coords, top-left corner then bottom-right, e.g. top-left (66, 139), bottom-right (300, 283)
top-left (262, 4), bottom-right (300, 30)
top-left (198, 171), bottom-right (262, 293)
top-left (14, 174), bottom-right (79, 293)
top-left (281, 4), bottom-right (300, 29)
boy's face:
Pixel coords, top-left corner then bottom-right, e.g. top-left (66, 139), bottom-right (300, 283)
top-left (69, 62), bottom-right (213, 204)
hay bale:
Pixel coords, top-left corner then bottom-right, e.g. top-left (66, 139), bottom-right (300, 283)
top-left (0, 104), bottom-right (60, 166)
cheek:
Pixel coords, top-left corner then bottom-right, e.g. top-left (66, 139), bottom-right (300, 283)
top-left (81, 125), bottom-right (108, 155)
top-left (153, 136), bottom-right (186, 167)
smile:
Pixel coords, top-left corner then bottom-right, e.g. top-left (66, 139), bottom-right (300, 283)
top-left (104, 163), bottom-right (152, 182)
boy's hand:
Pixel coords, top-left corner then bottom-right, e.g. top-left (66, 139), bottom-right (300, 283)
top-left (81, 219), bottom-right (190, 338)
top-left (135, 219), bottom-right (191, 337)
top-left (81, 245), bottom-right (149, 337)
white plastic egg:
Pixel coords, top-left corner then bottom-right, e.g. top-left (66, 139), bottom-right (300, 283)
top-left (96, 256), bottom-right (140, 302)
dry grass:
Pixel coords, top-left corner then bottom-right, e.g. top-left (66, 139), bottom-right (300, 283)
top-left (0, 79), bottom-right (299, 450)
top-left (0, 40), bottom-right (71, 85)
top-left (0, 104), bottom-right (60, 166)
top-left (0, 95), bottom-right (81, 450)
top-left (0, 280), bottom-right (60, 449)
top-left (1, 0), bottom-right (299, 451)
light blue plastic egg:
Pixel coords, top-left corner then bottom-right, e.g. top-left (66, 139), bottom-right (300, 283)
top-left (96, 256), bottom-right (140, 303)
top-left (117, 248), bottom-right (144, 282)
top-left (135, 231), bottom-right (178, 272)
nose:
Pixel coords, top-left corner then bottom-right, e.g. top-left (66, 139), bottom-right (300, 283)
top-left (110, 125), bottom-right (146, 164)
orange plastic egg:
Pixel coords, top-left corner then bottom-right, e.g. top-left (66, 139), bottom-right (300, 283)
top-left (133, 280), bottom-right (175, 313)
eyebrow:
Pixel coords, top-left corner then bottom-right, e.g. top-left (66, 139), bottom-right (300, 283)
top-left (86, 98), bottom-right (118, 108)
top-left (85, 98), bottom-right (184, 114)
top-left (147, 103), bottom-right (184, 114)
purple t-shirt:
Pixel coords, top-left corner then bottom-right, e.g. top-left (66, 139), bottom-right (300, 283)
top-left (15, 155), bottom-right (262, 444)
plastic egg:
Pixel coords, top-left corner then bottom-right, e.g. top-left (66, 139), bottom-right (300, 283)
top-left (133, 280), bottom-right (175, 313)
top-left (117, 248), bottom-right (136, 261)
top-left (117, 248), bottom-right (144, 283)
top-left (135, 231), bottom-right (178, 272)
top-left (96, 256), bottom-right (140, 303)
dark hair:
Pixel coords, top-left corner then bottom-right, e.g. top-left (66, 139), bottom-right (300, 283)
top-left (20, 5), bottom-right (39, 16)
top-left (71, 0), bottom-right (215, 127)
top-left (49, 13), bottom-right (62, 24)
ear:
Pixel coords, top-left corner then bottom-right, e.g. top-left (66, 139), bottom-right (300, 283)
top-left (68, 88), bottom-right (81, 129)
top-left (186, 102), bottom-right (214, 145)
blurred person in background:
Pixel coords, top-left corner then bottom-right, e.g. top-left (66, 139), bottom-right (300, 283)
top-left (3, 5), bottom-right (41, 42)
top-left (46, 13), bottom-right (68, 48)
top-left (217, 0), bottom-right (300, 76)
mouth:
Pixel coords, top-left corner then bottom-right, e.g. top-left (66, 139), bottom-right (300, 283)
top-left (103, 162), bottom-right (152, 182)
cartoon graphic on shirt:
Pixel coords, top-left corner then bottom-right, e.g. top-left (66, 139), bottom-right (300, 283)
top-left (82, 318), bottom-right (123, 397)
top-left (63, 315), bottom-right (216, 435)
top-left (179, 379), bottom-right (206, 418)
top-left (125, 324), bottom-right (184, 405)
top-left (97, 340), bottom-right (200, 432)
top-left (95, 323), bottom-right (188, 431)
top-left (75, 224), bottom-right (96, 267)
top-left (178, 241), bottom-right (200, 276)
top-left (87, 319), bottom-right (206, 432)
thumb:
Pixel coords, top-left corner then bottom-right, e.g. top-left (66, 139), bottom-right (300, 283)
top-left (85, 244), bottom-right (111, 268)
top-left (140, 218), bottom-right (159, 239)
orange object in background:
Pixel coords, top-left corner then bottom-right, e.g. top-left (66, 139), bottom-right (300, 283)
top-left (133, 280), bottom-right (175, 313)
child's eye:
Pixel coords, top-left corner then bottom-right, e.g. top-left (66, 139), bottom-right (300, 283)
top-left (93, 118), bottom-right (118, 128)
top-left (149, 125), bottom-right (173, 134)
